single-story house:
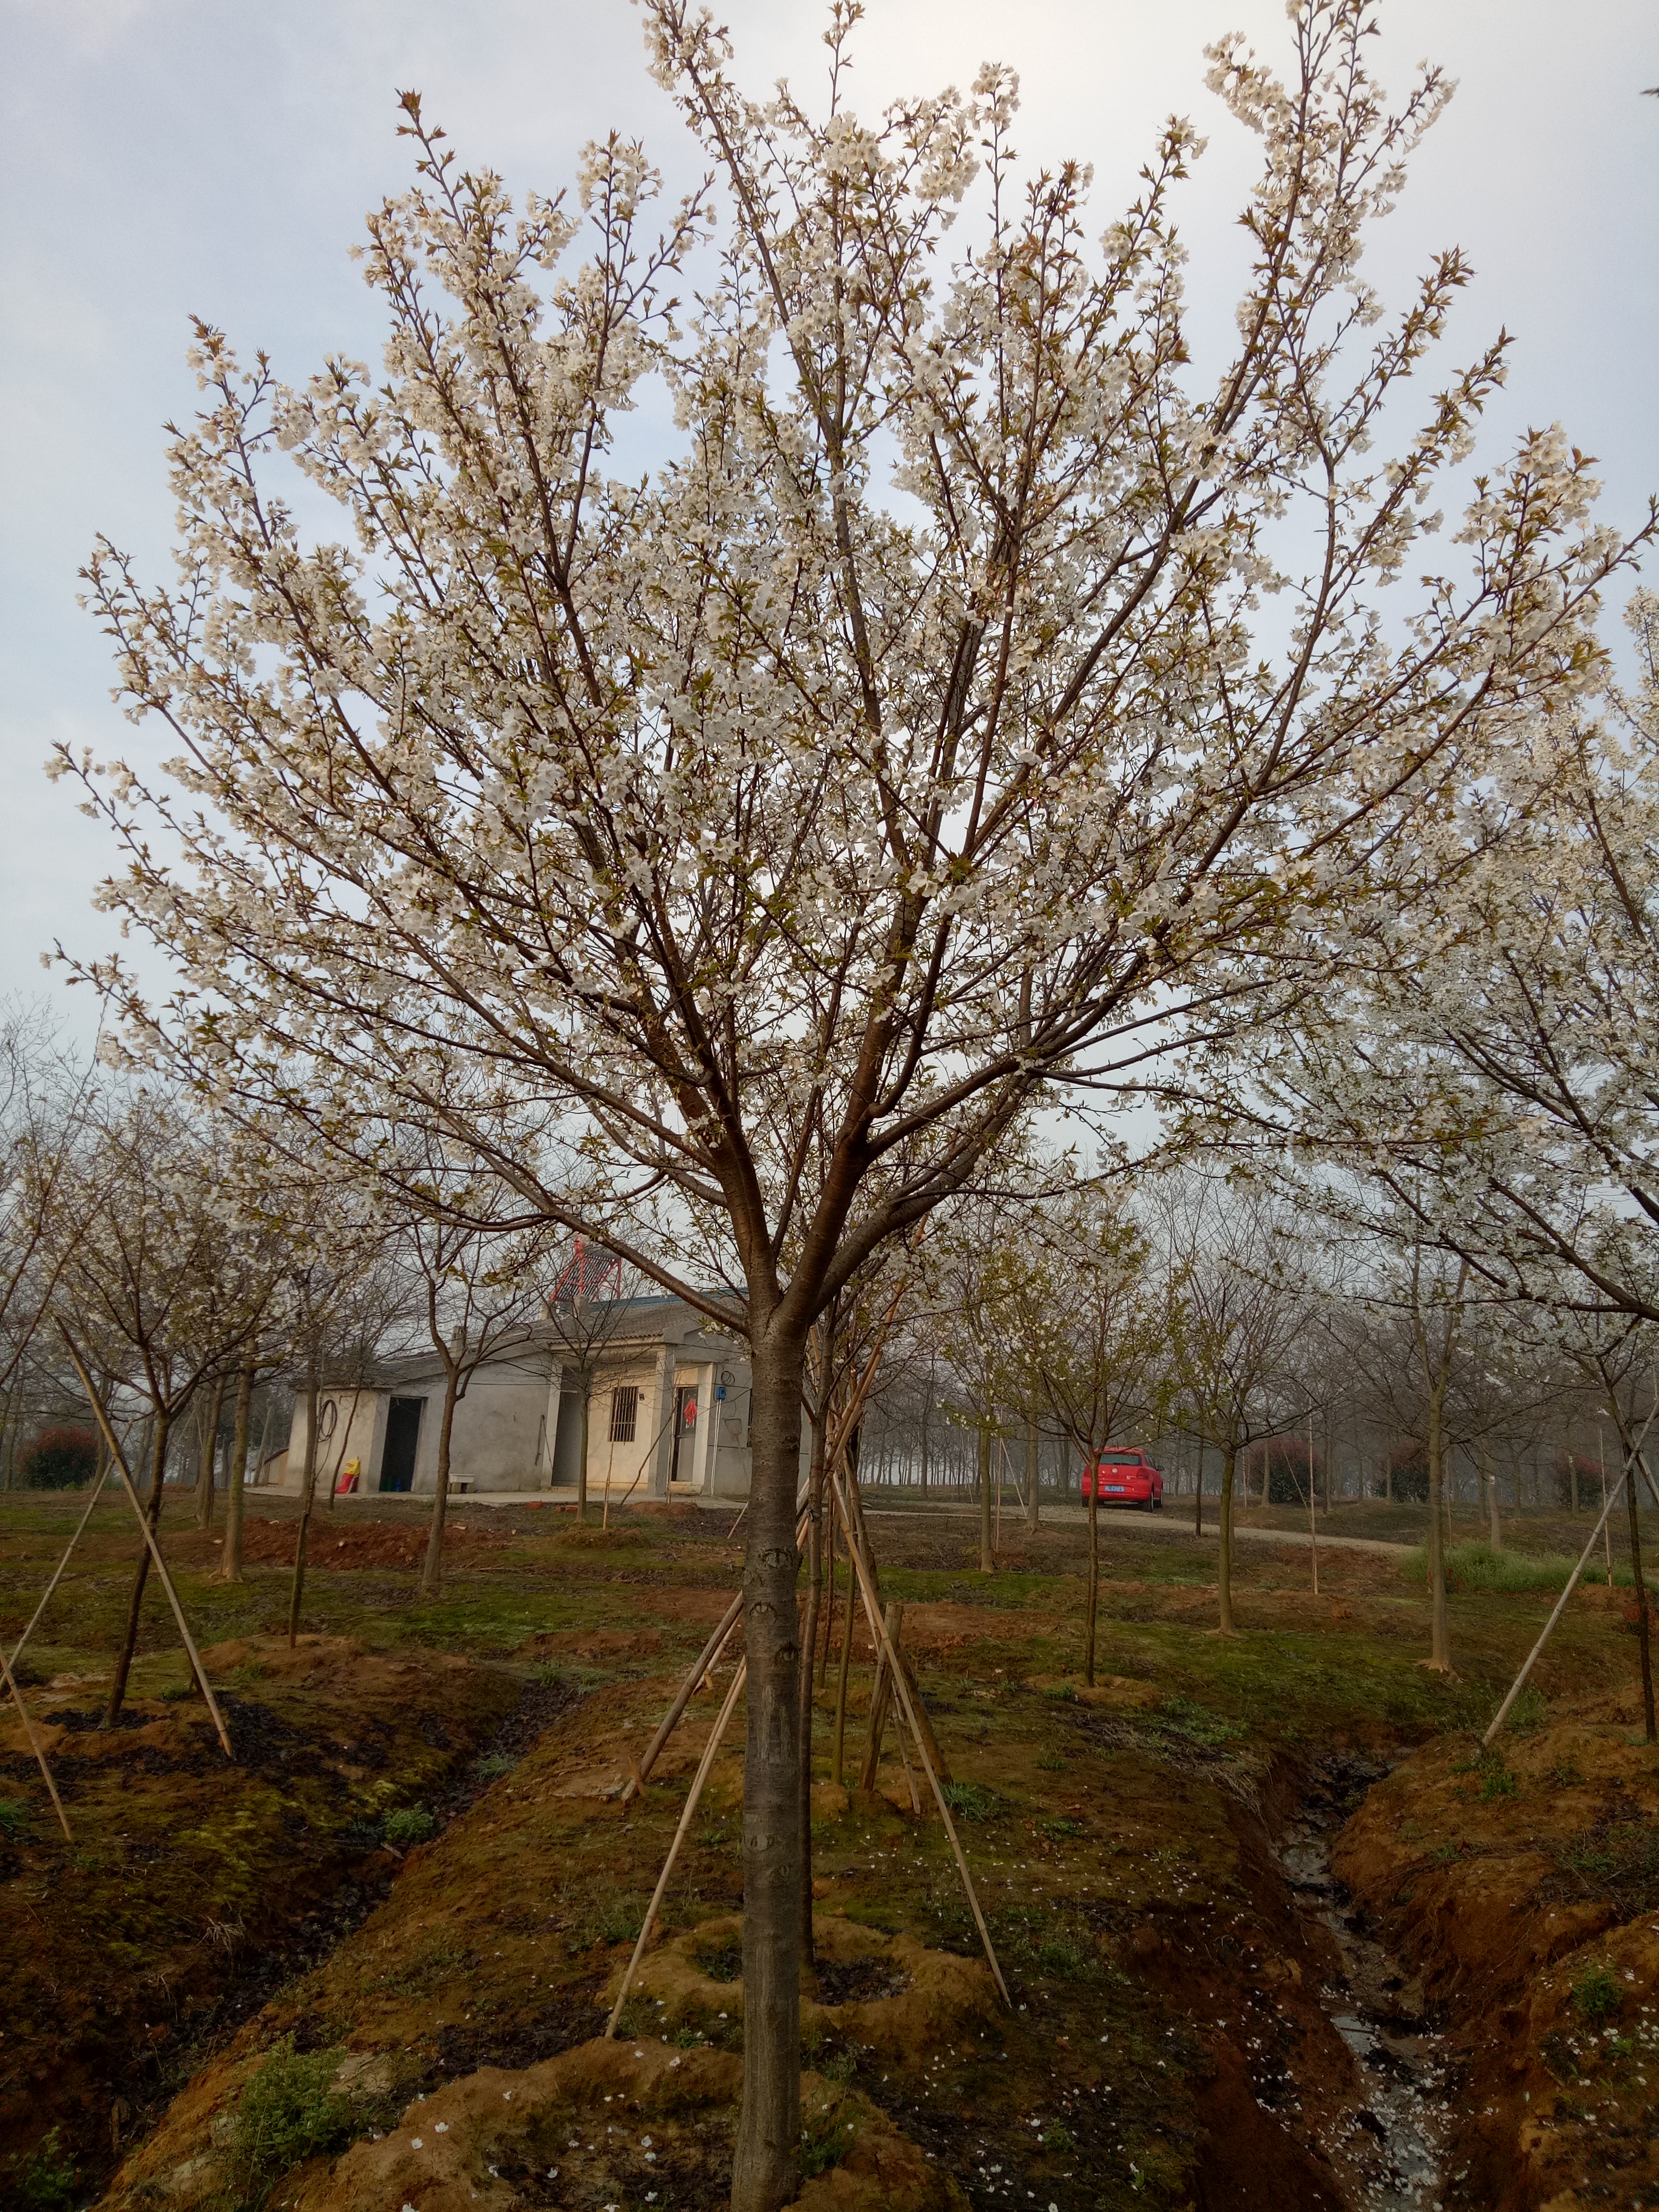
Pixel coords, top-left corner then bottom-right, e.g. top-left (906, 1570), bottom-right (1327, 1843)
top-left (268, 1296), bottom-right (765, 1502)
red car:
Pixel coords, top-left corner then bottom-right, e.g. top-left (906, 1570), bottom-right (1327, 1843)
top-left (1082, 1449), bottom-right (1164, 1510)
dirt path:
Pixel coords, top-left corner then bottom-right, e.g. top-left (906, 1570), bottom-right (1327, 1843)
top-left (865, 1503), bottom-right (1413, 1557)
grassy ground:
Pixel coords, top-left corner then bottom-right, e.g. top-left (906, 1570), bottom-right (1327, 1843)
top-left (1, 1485), bottom-right (1655, 2211)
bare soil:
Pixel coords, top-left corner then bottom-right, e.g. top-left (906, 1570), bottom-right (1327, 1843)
top-left (1, 1486), bottom-right (1655, 2211)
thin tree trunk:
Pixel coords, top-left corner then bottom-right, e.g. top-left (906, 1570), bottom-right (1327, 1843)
top-left (830, 1521), bottom-right (854, 1786)
top-left (1193, 1435), bottom-right (1204, 1535)
top-left (1217, 1440), bottom-right (1238, 1636)
top-left (105, 1406), bottom-right (171, 1725)
top-left (1480, 1440), bottom-right (1502, 1551)
top-left (286, 1360), bottom-right (320, 1649)
top-left (1084, 1477), bottom-right (1100, 1687)
top-left (195, 1373), bottom-right (224, 1532)
top-left (221, 1353), bottom-right (255, 1582)
top-left (730, 1329), bottom-right (806, 2212)
top-left (978, 1424), bottom-right (993, 1573)
top-left (1025, 1418), bottom-right (1039, 1535)
top-left (1622, 1442), bottom-right (1656, 1743)
top-left (1426, 1384), bottom-right (1451, 1671)
top-left (819, 1504), bottom-right (838, 1687)
top-left (577, 1373), bottom-right (591, 1523)
top-left (420, 1361), bottom-right (462, 1596)
top-left (798, 1403), bottom-right (827, 1972)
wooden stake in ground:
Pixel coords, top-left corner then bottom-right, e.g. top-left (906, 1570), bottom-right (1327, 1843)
top-left (1483, 1454), bottom-right (1643, 1748)
top-left (857, 1600), bottom-right (903, 1791)
top-left (605, 1660), bottom-right (747, 2037)
top-left (0, 1635), bottom-right (72, 1840)
top-left (7, 1474), bottom-right (109, 1672)
top-left (618, 1496), bottom-right (812, 1808)
top-left (830, 1466), bottom-right (1010, 2008)
top-left (618, 1590), bottom-right (743, 1807)
top-left (60, 1327), bottom-right (234, 1758)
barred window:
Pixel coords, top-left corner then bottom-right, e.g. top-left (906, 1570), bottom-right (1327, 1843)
top-left (608, 1385), bottom-right (640, 1444)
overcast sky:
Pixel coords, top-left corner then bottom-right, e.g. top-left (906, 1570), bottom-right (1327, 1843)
top-left (2, 0), bottom-right (1655, 1031)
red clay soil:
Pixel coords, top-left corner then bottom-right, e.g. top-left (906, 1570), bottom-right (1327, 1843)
top-left (90, 1654), bottom-right (1382, 2212)
top-left (0, 1635), bottom-right (521, 2194)
top-left (1334, 1686), bottom-right (1659, 2210)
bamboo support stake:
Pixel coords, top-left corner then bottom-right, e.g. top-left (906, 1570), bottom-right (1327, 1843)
top-left (618, 1501), bottom-right (811, 1806)
top-left (830, 1467), bottom-right (1011, 2007)
top-left (1484, 1467), bottom-right (1633, 1748)
top-left (0, 1635), bottom-right (71, 1839)
top-left (605, 1660), bottom-right (747, 2037)
top-left (857, 1601), bottom-right (903, 1792)
top-left (618, 1595), bottom-right (742, 1806)
top-left (60, 1329), bottom-right (234, 1759)
top-left (8, 1471), bottom-right (111, 1672)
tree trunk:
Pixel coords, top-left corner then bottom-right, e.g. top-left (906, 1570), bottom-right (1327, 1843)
top-left (1426, 1386), bottom-right (1452, 1671)
top-left (577, 1372), bottom-right (591, 1523)
top-left (977, 1425), bottom-right (993, 1573)
top-left (1480, 1440), bottom-right (1502, 1551)
top-left (731, 1331), bottom-right (806, 2212)
top-left (1084, 1478), bottom-right (1100, 1687)
top-left (830, 1509), bottom-right (854, 1786)
top-left (221, 1354), bottom-right (255, 1582)
top-left (421, 1362), bottom-right (462, 1596)
top-left (1193, 1435), bottom-right (1204, 1535)
top-left (286, 1361), bottom-right (321, 1649)
top-left (798, 1404), bottom-right (827, 1972)
top-left (105, 1406), bottom-right (171, 1725)
top-left (1217, 1440), bottom-right (1238, 1635)
top-left (195, 1374), bottom-right (224, 1532)
top-left (1623, 1440), bottom-right (1656, 1744)
top-left (1024, 1419), bottom-right (1039, 1535)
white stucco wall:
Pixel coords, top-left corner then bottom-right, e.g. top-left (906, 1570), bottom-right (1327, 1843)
top-left (275, 1309), bottom-right (775, 1501)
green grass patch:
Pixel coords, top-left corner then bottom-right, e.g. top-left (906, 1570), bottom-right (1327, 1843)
top-left (1, 2126), bottom-right (77, 2211)
top-left (229, 2039), bottom-right (355, 2205)
top-left (383, 1805), bottom-right (436, 1848)
top-left (942, 1780), bottom-right (1012, 1822)
top-left (1572, 1964), bottom-right (1623, 2025)
top-left (1409, 1540), bottom-right (1639, 1595)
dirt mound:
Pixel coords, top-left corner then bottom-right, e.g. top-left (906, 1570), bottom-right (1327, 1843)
top-left (608, 1913), bottom-right (999, 2059)
top-left (291, 2038), bottom-right (965, 2212)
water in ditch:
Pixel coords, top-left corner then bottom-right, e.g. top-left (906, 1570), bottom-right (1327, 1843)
top-left (1279, 1759), bottom-right (1454, 2211)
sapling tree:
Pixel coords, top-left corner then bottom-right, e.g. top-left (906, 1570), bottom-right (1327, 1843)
top-left (38, 1092), bottom-right (273, 1721)
top-left (1161, 1171), bottom-right (1310, 1634)
top-left (391, 1168), bottom-right (557, 1594)
top-left (542, 1235), bottom-right (651, 1523)
top-left (58, 4), bottom-right (1640, 2194)
top-left (1017, 1181), bottom-right (1163, 1682)
top-left (0, 1002), bottom-right (102, 1427)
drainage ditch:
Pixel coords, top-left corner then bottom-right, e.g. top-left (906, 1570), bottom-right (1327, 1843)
top-left (1279, 1759), bottom-right (1453, 2212)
